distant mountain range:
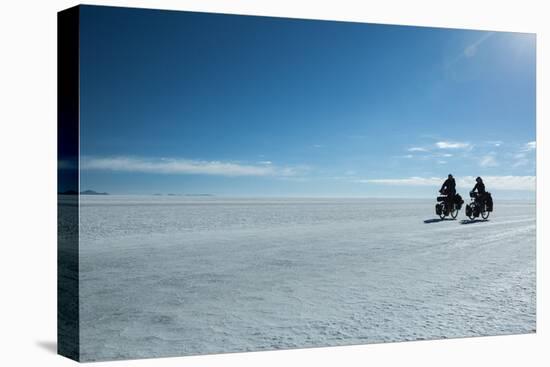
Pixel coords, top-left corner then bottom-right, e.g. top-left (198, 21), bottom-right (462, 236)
top-left (81, 190), bottom-right (109, 195)
top-left (153, 193), bottom-right (214, 197)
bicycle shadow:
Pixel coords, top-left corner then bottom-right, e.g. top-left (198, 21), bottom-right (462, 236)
top-left (423, 218), bottom-right (456, 223)
top-left (460, 219), bottom-right (489, 225)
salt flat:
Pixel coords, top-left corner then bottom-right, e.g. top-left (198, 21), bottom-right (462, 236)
top-left (77, 197), bottom-right (536, 361)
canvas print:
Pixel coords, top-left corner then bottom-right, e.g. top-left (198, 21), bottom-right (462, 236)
top-left (58, 5), bottom-right (536, 362)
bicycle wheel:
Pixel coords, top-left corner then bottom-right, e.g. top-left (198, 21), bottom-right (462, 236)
top-left (450, 206), bottom-right (459, 219)
top-left (467, 204), bottom-right (475, 220)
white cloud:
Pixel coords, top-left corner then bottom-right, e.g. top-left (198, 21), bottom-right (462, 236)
top-left (360, 175), bottom-right (535, 191)
top-left (462, 176), bottom-right (535, 191)
top-left (81, 156), bottom-right (304, 177)
top-left (435, 141), bottom-right (471, 149)
top-left (408, 147), bottom-right (428, 152)
top-left (511, 142), bottom-right (535, 166)
top-left (487, 140), bottom-right (503, 147)
top-left (479, 155), bottom-right (499, 167)
top-left (357, 177), bottom-right (442, 186)
top-left (523, 141), bottom-right (536, 151)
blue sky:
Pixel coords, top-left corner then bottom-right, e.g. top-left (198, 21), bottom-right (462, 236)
top-left (78, 6), bottom-right (536, 198)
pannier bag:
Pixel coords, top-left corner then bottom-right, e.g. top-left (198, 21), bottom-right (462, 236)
top-left (435, 203), bottom-right (442, 215)
top-left (437, 196), bottom-right (446, 202)
top-left (473, 205), bottom-right (480, 217)
top-left (465, 204), bottom-right (472, 218)
top-left (485, 192), bottom-right (493, 212)
top-left (454, 193), bottom-right (464, 210)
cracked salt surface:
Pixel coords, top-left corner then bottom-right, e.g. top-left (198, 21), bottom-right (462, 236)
top-left (76, 197), bottom-right (535, 361)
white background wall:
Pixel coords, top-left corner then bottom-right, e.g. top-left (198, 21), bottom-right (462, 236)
top-left (0, 0), bottom-right (547, 365)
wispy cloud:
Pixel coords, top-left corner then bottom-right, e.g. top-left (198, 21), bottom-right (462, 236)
top-left (461, 176), bottom-right (534, 191)
top-left (479, 154), bottom-right (499, 168)
top-left (408, 147), bottom-right (428, 152)
top-left (435, 141), bottom-right (471, 149)
top-left (464, 32), bottom-right (495, 58)
top-left (486, 140), bottom-right (503, 147)
top-left (508, 141), bottom-right (535, 168)
top-left (81, 156), bottom-right (305, 177)
top-left (446, 32), bottom-right (495, 68)
top-left (360, 175), bottom-right (535, 191)
top-left (523, 141), bottom-right (536, 151)
top-left (357, 177), bottom-right (441, 186)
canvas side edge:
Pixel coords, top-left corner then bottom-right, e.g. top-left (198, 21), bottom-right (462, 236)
top-left (57, 5), bottom-right (81, 362)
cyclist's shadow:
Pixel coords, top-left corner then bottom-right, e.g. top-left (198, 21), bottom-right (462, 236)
top-left (423, 218), bottom-right (455, 223)
top-left (460, 219), bottom-right (489, 225)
